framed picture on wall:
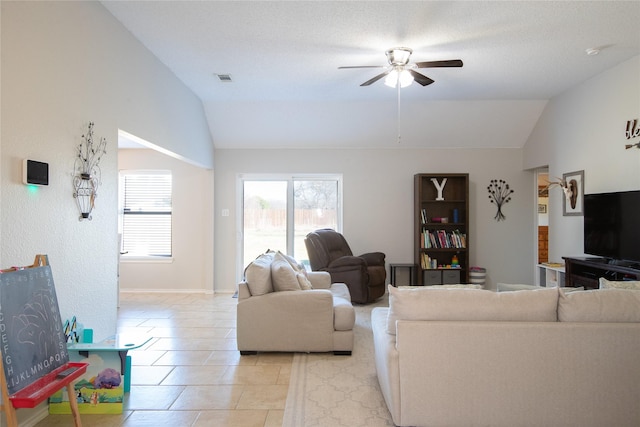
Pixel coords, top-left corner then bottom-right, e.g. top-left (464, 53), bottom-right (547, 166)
top-left (562, 170), bottom-right (584, 216)
top-left (538, 204), bottom-right (547, 213)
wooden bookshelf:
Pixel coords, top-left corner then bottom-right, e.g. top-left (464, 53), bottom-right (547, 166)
top-left (414, 173), bottom-right (469, 285)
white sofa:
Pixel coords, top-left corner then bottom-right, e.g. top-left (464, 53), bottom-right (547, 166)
top-left (372, 285), bottom-right (640, 427)
top-left (237, 250), bottom-right (355, 355)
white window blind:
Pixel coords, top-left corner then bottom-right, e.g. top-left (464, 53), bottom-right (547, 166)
top-left (122, 172), bottom-right (172, 257)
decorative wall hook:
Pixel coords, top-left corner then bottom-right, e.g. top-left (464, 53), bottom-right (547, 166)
top-left (73, 122), bottom-right (107, 220)
top-left (487, 179), bottom-right (514, 221)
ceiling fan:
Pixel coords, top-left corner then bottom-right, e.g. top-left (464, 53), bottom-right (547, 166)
top-left (339, 47), bottom-right (463, 88)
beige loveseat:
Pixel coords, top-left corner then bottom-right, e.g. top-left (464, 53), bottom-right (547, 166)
top-left (237, 251), bottom-right (355, 355)
top-left (372, 285), bottom-right (640, 427)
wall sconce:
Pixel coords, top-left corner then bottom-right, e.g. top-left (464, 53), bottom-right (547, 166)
top-left (73, 122), bottom-right (107, 221)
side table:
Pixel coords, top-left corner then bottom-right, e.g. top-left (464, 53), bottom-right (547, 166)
top-left (390, 263), bottom-right (417, 287)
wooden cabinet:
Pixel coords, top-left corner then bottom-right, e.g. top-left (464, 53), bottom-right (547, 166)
top-left (563, 257), bottom-right (640, 289)
top-left (414, 173), bottom-right (469, 285)
top-left (538, 226), bottom-right (548, 263)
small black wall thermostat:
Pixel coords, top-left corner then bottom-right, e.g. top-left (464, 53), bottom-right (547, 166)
top-left (23, 159), bottom-right (49, 186)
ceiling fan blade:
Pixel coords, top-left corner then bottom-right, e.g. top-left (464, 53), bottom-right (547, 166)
top-left (415, 59), bottom-right (463, 68)
top-left (338, 65), bottom-right (385, 69)
top-left (360, 71), bottom-right (390, 86)
top-left (408, 70), bottom-right (435, 86)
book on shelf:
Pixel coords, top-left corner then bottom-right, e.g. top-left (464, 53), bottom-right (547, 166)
top-left (437, 230), bottom-right (447, 248)
top-left (420, 253), bottom-right (437, 269)
top-left (420, 208), bottom-right (428, 224)
top-left (420, 253), bottom-right (428, 269)
top-left (421, 229), bottom-right (466, 249)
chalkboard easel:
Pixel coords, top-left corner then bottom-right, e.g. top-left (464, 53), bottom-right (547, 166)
top-left (0, 255), bottom-right (88, 427)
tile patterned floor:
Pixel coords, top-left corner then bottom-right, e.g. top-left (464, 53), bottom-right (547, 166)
top-left (34, 293), bottom-right (289, 427)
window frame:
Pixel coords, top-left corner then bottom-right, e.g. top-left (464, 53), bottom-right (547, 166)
top-left (119, 169), bottom-right (174, 262)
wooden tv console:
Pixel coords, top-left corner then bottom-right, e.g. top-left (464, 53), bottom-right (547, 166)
top-left (563, 257), bottom-right (640, 289)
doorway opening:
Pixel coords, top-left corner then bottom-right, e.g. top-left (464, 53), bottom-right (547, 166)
top-left (536, 168), bottom-right (550, 264)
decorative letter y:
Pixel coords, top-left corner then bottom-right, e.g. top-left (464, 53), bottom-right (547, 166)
top-left (431, 178), bottom-right (447, 201)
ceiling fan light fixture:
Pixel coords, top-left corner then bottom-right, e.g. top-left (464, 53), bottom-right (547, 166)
top-left (340, 47), bottom-right (461, 88)
top-left (398, 70), bottom-right (414, 87)
top-left (384, 70), bottom-right (397, 88)
top-left (384, 68), bottom-right (414, 88)
top-left (385, 47), bottom-right (412, 66)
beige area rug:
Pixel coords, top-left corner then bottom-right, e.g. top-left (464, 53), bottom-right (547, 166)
top-left (283, 295), bottom-right (394, 427)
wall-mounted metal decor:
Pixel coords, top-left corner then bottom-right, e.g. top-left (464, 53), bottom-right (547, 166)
top-left (73, 122), bottom-right (107, 221)
top-left (487, 179), bottom-right (514, 221)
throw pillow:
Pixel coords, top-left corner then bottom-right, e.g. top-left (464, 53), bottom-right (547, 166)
top-left (386, 284), bottom-right (558, 335)
top-left (599, 277), bottom-right (640, 290)
top-left (497, 282), bottom-right (539, 292)
top-left (497, 283), bottom-right (583, 292)
top-left (273, 250), bottom-right (311, 288)
top-left (278, 250), bottom-right (309, 276)
top-left (271, 252), bottom-right (302, 292)
top-left (397, 284), bottom-right (482, 290)
top-left (427, 284), bottom-right (483, 289)
top-left (296, 272), bottom-right (313, 290)
top-left (559, 286), bottom-right (584, 292)
top-left (243, 251), bottom-right (275, 296)
top-left (558, 288), bottom-right (640, 322)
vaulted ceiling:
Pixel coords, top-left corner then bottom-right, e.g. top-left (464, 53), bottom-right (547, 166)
top-left (103, 1), bottom-right (640, 150)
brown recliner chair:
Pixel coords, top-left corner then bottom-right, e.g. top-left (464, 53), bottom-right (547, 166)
top-left (304, 228), bottom-right (386, 304)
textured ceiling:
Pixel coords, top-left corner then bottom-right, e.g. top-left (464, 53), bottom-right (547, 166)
top-left (104, 1), bottom-right (640, 150)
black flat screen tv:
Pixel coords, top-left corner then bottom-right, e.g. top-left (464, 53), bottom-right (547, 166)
top-left (583, 190), bottom-right (640, 265)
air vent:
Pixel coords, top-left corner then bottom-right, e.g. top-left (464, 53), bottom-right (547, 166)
top-left (216, 74), bottom-right (233, 82)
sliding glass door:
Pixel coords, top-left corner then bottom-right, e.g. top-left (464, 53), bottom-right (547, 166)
top-left (241, 175), bottom-right (341, 270)
top-left (292, 179), bottom-right (340, 262)
top-left (242, 180), bottom-right (288, 266)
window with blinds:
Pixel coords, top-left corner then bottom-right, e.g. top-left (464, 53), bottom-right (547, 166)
top-left (121, 172), bottom-right (172, 257)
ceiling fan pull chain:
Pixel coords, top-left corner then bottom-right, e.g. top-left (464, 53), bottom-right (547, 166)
top-left (397, 83), bottom-right (401, 143)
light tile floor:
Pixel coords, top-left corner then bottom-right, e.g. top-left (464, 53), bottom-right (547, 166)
top-left (35, 292), bottom-right (289, 427)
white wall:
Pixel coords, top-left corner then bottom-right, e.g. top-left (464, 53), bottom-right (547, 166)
top-left (524, 55), bottom-right (640, 261)
top-left (1, 0), bottom-right (213, 336)
top-left (118, 149), bottom-right (214, 292)
top-left (0, 4), bottom-right (215, 421)
top-left (1, 2), bottom-right (213, 421)
top-left (214, 148), bottom-right (534, 293)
